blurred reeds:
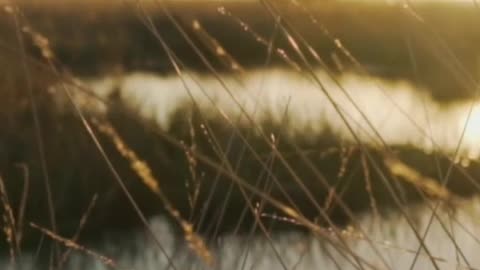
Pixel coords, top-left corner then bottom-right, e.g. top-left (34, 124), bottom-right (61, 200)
top-left (1, 0), bottom-right (480, 268)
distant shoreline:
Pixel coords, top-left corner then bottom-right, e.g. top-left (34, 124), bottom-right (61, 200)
top-left (6, 0), bottom-right (479, 101)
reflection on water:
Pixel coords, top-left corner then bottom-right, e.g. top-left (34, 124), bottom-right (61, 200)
top-left (65, 68), bottom-right (480, 159)
top-left (37, 68), bottom-right (480, 270)
top-left (6, 196), bottom-right (480, 270)
top-left (6, 1), bottom-right (480, 269)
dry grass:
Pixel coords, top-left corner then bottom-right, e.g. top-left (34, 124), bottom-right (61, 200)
top-left (1, 0), bottom-right (480, 270)
top-left (93, 118), bottom-right (214, 267)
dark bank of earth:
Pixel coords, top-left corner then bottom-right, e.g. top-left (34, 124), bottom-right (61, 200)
top-left (1, 85), bottom-right (480, 257)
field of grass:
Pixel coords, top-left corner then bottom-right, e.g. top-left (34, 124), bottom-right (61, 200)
top-left (2, 0), bottom-right (480, 269)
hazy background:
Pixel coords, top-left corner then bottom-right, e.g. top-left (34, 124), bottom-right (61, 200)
top-left (3, 1), bottom-right (480, 267)
top-left (5, 0), bottom-right (480, 100)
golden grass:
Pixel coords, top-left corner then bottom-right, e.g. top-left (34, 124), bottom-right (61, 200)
top-left (383, 154), bottom-right (455, 202)
top-left (93, 118), bottom-right (215, 267)
top-left (0, 176), bottom-right (17, 265)
top-left (2, 0), bottom-right (480, 269)
top-left (29, 222), bottom-right (118, 269)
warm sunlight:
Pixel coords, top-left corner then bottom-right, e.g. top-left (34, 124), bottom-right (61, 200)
top-left (462, 104), bottom-right (480, 159)
top-left (4, 0), bottom-right (480, 269)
